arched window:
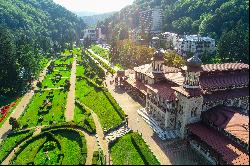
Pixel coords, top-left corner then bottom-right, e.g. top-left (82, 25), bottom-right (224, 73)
top-left (191, 107), bottom-right (198, 117)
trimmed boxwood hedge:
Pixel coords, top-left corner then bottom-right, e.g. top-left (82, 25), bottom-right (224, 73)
top-left (10, 128), bottom-right (87, 165)
top-left (92, 150), bottom-right (105, 165)
top-left (0, 130), bottom-right (34, 163)
top-left (131, 132), bottom-right (160, 165)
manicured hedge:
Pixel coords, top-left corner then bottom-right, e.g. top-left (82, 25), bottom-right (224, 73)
top-left (0, 130), bottom-right (33, 163)
top-left (10, 128), bottom-right (87, 165)
top-left (91, 45), bottom-right (110, 60)
top-left (51, 128), bottom-right (87, 165)
top-left (110, 132), bottom-right (159, 165)
top-left (76, 78), bottom-right (124, 132)
top-left (18, 89), bottom-right (67, 128)
top-left (74, 101), bottom-right (96, 134)
top-left (131, 133), bottom-right (160, 165)
top-left (110, 133), bottom-right (144, 165)
top-left (92, 150), bottom-right (105, 165)
top-left (85, 50), bottom-right (115, 74)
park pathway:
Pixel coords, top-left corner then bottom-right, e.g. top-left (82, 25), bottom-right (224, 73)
top-left (0, 61), bottom-right (51, 143)
top-left (81, 131), bottom-right (96, 165)
top-left (65, 55), bottom-right (77, 122)
top-left (104, 74), bottom-right (172, 165)
top-left (88, 109), bottom-right (112, 165)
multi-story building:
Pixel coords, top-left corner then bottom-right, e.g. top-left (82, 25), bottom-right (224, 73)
top-left (120, 50), bottom-right (249, 165)
top-left (139, 7), bottom-right (163, 35)
top-left (174, 35), bottom-right (216, 56)
top-left (83, 28), bottom-right (97, 42)
top-left (160, 32), bottom-right (178, 49)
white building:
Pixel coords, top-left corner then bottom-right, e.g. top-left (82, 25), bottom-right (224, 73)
top-left (83, 28), bottom-right (97, 42)
top-left (160, 32), bottom-right (178, 49)
top-left (139, 7), bottom-right (163, 35)
top-left (174, 35), bottom-right (216, 56)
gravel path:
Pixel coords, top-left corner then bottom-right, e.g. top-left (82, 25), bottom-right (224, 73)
top-left (104, 74), bottom-right (172, 165)
top-left (0, 61), bottom-right (51, 143)
top-left (65, 55), bottom-right (77, 122)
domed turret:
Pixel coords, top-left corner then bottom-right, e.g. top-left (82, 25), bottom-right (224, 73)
top-left (153, 49), bottom-right (165, 61)
top-left (152, 49), bottom-right (165, 74)
top-left (186, 55), bottom-right (202, 68)
top-left (183, 54), bottom-right (202, 89)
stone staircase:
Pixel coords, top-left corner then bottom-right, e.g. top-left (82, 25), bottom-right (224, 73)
top-left (137, 108), bottom-right (180, 140)
top-left (105, 125), bottom-right (131, 143)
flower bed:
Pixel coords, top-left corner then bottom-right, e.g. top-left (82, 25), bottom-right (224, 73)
top-left (0, 101), bottom-right (18, 125)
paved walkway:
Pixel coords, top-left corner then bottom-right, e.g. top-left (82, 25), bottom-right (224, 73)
top-left (80, 130), bottom-right (97, 165)
top-left (65, 55), bottom-right (77, 122)
top-left (90, 110), bottom-right (112, 165)
top-left (0, 61), bottom-right (51, 143)
top-left (104, 74), bottom-right (172, 165)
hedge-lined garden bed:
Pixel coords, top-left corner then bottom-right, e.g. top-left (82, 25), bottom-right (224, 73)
top-left (10, 128), bottom-right (87, 165)
top-left (91, 45), bottom-right (110, 60)
top-left (85, 50), bottom-right (115, 74)
top-left (0, 130), bottom-right (34, 163)
top-left (73, 101), bottom-right (96, 134)
top-left (18, 89), bottom-right (68, 128)
top-left (76, 78), bottom-right (124, 132)
top-left (110, 132), bottom-right (159, 165)
top-left (92, 150), bottom-right (105, 165)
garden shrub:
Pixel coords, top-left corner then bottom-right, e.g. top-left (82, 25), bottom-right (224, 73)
top-left (0, 130), bottom-right (33, 163)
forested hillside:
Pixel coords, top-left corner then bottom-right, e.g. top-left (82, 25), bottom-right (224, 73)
top-left (82, 12), bottom-right (116, 27)
top-left (99, 0), bottom-right (249, 63)
top-left (0, 0), bottom-right (85, 96)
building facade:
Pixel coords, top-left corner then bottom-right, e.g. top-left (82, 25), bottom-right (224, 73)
top-left (139, 7), bottom-right (163, 35)
top-left (123, 50), bottom-right (249, 165)
top-left (174, 35), bottom-right (216, 56)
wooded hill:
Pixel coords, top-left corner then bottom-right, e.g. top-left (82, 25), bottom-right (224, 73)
top-left (98, 0), bottom-right (249, 64)
top-left (0, 0), bottom-right (85, 96)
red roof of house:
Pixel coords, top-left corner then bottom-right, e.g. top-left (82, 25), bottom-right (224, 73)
top-left (187, 123), bottom-right (249, 165)
top-left (203, 87), bottom-right (249, 103)
top-left (201, 63), bottom-right (249, 73)
top-left (146, 82), bottom-right (176, 101)
top-left (125, 76), bottom-right (147, 95)
top-left (172, 86), bottom-right (204, 97)
top-left (202, 106), bottom-right (249, 145)
top-left (134, 64), bottom-right (181, 78)
top-left (200, 72), bottom-right (249, 91)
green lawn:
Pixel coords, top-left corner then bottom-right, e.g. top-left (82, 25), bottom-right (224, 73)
top-left (51, 129), bottom-right (87, 165)
top-left (76, 78), bottom-right (123, 132)
top-left (12, 137), bottom-right (47, 165)
top-left (18, 90), bottom-right (67, 128)
top-left (110, 133), bottom-right (144, 165)
top-left (74, 103), bottom-right (96, 134)
top-left (110, 132), bottom-right (159, 165)
top-left (92, 150), bottom-right (105, 165)
top-left (10, 128), bottom-right (87, 165)
top-left (0, 130), bottom-right (33, 163)
top-left (91, 45), bottom-right (110, 60)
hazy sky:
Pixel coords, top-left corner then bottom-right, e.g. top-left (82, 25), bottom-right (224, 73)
top-left (53, 0), bottom-right (134, 13)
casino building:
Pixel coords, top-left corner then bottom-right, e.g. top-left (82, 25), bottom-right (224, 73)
top-left (121, 50), bottom-right (249, 165)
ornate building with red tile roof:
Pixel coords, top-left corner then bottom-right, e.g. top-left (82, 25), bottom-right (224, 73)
top-left (122, 50), bottom-right (249, 165)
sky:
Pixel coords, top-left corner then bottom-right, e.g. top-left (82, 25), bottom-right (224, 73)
top-left (53, 0), bottom-right (134, 13)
